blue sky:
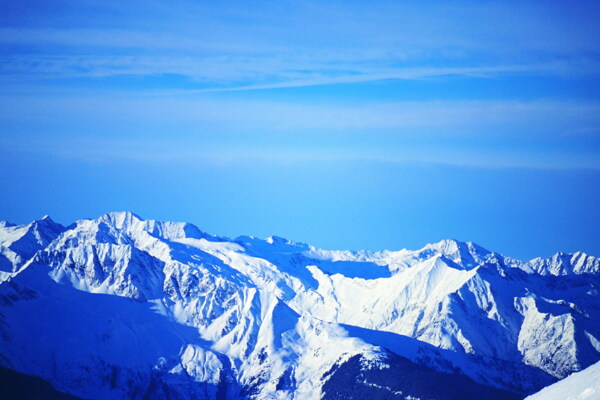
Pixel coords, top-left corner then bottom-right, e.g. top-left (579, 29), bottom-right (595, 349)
top-left (1, 0), bottom-right (600, 259)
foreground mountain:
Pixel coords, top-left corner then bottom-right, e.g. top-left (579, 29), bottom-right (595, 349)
top-left (525, 360), bottom-right (600, 400)
top-left (1, 212), bottom-right (599, 399)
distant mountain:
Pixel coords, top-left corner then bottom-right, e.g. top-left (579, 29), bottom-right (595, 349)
top-left (1, 212), bottom-right (599, 399)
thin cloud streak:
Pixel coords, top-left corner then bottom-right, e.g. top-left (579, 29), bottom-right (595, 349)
top-left (3, 52), bottom-right (580, 89)
top-left (2, 1), bottom-right (599, 57)
top-left (0, 28), bottom-right (258, 54)
top-left (2, 3), bottom-right (600, 89)
top-left (2, 136), bottom-right (599, 171)
top-left (2, 94), bottom-right (599, 139)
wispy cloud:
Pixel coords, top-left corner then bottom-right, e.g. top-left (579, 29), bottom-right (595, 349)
top-left (2, 93), bottom-right (599, 139)
top-left (2, 1), bottom-right (599, 90)
top-left (2, 52), bottom-right (565, 90)
top-left (2, 1), bottom-right (599, 169)
top-left (3, 134), bottom-right (599, 171)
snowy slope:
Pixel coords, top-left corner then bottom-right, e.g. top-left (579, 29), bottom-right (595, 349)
top-left (1, 212), bottom-right (598, 399)
top-left (525, 360), bottom-right (600, 400)
top-left (0, 215), bottom-right (64, 278)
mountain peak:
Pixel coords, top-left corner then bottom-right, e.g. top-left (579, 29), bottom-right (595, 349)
top-left (0, 215), bottom-right (65, 268)
top-left (424, 238), bottom-right (463, 250)
top-left (31, 215), bottom-right (62, 229)
top-left (527, 251), bottom-right (599, 275)
top-left (91, 211), bottom-right (211, 242)
top-left (99, 211), bottom-right (143, 227)
top-left (424, 238), bottom-right (484, 251)
top-left (418, 239), bottom-right (492, 269)
top-left (266, 235), bottom-right (290, 245)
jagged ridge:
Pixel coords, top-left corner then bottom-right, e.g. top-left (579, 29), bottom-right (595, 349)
top-left (1, 212), bottom-right (599, 399)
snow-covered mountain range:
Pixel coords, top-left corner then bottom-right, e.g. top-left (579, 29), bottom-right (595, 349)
top-left (1, 212), bottom-right (599, 399)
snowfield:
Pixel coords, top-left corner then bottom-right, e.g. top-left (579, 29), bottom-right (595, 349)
top-left (1, 212), bottom-right (599, 399)
top-left (525, 361), bottom-right (600, 400)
